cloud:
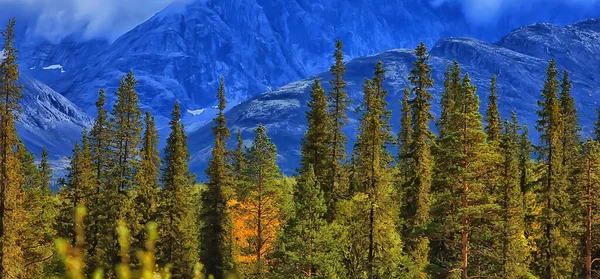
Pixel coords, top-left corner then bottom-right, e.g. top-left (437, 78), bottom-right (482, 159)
top-left (431, 0), bottom-right (600, 25)
top-left (0, 0), bottom-right (177, 42)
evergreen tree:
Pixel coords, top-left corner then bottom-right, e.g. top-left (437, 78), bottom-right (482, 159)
top-left (432, 73), bottom-right (497, 278)
top-left (87, 88), bottom-right (113, 273)
top-left (301, 78), bottom-right (332, 192)
top-left (157, 102), bottom-right (199, 278)
top-left (485, 75), bottom-right (502, 142)
top-left (20, 145), bottom-right (56, 278)
top-left (200, 77), bottom-right (234, 277)
top-left (130, 111), bottom-right (161, 260)
top-left (404, 42), bottom-right (434, 277)
top-left (352, 61), bottom-right (403, 278)
top-left (498, 114), bottom-right (530, 277)
top-left (105, 71), bottom-right (143, 272)
top-left (579, 139), bottom-right (600, 279)
top-left (231, 124), bottom-right (283, 277)
top-left (327, 39), bottom-right (351, 220)
top-left (437, 61), bottom-right (461, 138)
top-left (271, 165), bottom-right (330, 278)
top-left (397, 87), bottom-right (412, 187)
top-left (534, 59), bottom-right (574, 278)
top-left (0, 18), bottom-right (27, 279)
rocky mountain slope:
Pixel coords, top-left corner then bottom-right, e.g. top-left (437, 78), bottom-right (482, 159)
top-left (187, 19), bottom-right (600, 176)
top-left (17, 74), bottom-right (93, 159)
top-left (15, 0), bottom-right (599, 131)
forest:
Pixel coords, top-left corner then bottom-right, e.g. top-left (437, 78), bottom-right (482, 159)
top-left (1, 18), bottom-right (600, 279)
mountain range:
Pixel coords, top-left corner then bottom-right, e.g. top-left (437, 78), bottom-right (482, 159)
top-left (5, 0), bottom-right (600, 178)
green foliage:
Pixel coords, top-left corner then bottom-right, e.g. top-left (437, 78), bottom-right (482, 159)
top-left (534, 59), bottom-right (575, 278)
top-left (201, 77), bottom-right (234, 277)
top-left (327, 40), bottom-right (351, 221)
top-left (485, 75), bottom-right (502, 142)
top-left (157, 102), bottom-right (199, 278)
top-left (404, 42), bottom-right (435, 277)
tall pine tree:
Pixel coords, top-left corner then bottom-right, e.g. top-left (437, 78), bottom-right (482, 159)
top-left (327, 39), bottom-right (351, 220)
top-left (130, 111), bottom-right (161, 261)
top-left (0, 18), bottom-right (27, 279)
top-left (200, 77), bottom-right (234, 278)
top-left (404, 42), bottom-right (434, 277)
top-left (485, 75), bottom-right (502, 142)
top-left (157, 102), bottom-right (199, 278)
top-left (535, 59), bottom-right (574, 278)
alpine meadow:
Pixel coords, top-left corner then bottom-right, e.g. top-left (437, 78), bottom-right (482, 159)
top-left (3, 3), bottom-right (600, 279)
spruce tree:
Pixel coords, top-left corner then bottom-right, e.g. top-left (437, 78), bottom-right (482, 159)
top-left (437, 61), bottom-right (461, 138)
top-left (397, 87), bottom-right (412, 187)
top-left (432, 73), bottom-right (496, 278)
top-left (130, 111), bottom-right (161, 261)
top-left (535, 59), bottom-right (574, 278)
top-left (498, 114), bottom-right (530, 276)
top-left (105, 71), bottom-right (143, 271)
top-left (271, 165), bottom-right (330, 278)
top-left (327, 39), bottom-right (351, 220)
top-left (200, 77), bottom-right (233, 278)
top-left (485, 75), bottom-right (502, 142)
top-left (580, 139), bottom-right (600, 279)
top-left (301, 78), bottom-right (332, 199)
top-left (404, 42), bottom-right (434, 277)
top-left (20, 145), bottom-right (56, 278)
top-left (232, 124), bottom-right (282, 277)
top-left (157, 102), bottom-right (199, 278)
top-left (353, 61), bottom-right (402, 278)
top-left (0, 18), bottom-right (27, 279)
top-left (87, 88), bottom-right (112, 273)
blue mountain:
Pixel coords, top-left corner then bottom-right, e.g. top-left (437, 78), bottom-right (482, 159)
top-left (187, 19), bottom-right (600, 177)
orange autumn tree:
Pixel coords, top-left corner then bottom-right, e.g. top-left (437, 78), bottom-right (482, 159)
top-left (228, 124), bottom-right (286, 278)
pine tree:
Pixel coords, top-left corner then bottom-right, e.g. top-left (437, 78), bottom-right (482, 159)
top-left (535, 59), bottom-right (574, 278)
top-left (485, 75), bottom-right (502, 142)
top-left (87, 88), bottom-right (112, 273)
top-left (271, 165), bottom-right (330, 278)
top-left (437, 61), bottom-right (461, 138)
top-left (105, 71), bottom-right (143, 272)
top-left (157, 102), bottom-right (199, 278)
top-left (404, 42), bottom-right (434, 277)
top-left (327, 39), bottom-right (351, 220)
top-left (397, 87), bottom-right (412, 187)
top-left (498, 114), bottom-right (530, 277)
top-left (130, 111), bottom-right (161, 261)
top-left (432, 73), bottom-right (497, 278)
top-left (0, 18), bottom-right (27, 279)
top-left (231, 124), bottom-right (283, 277)
top-left (200, 77), bottom-right (233, 278)
top-left (579, 139), bottom-right (600, 279)
top-left (20, 145), bottom-right (56, 278)
top-left (352, 61), bottom-right (403, 278)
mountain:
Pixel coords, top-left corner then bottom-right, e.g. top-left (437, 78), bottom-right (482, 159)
top-left (17, 74), bottom-right (93, 160)
top-left (21, 0), bottom-right (600, 131)
top-left (187, 19), bottom-right (600, 177)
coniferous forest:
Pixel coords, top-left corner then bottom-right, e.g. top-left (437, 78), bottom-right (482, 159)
top-left (2, 19), bottom-right (600, 279)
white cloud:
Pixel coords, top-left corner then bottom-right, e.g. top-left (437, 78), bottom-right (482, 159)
top-left (0, 0), bottom-right (178, 42)
top-left (431, 0), bottom-right (600, 24)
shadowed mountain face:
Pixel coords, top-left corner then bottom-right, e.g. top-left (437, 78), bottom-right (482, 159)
top-left (17, 74), bottom-right (93, 159)
top-left (187, 19), bottom-right (600, 177)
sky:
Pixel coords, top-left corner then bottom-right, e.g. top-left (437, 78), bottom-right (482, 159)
top-left (0, 0), bottom-right (599, 42)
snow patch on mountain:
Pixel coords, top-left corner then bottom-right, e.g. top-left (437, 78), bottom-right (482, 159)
top-left (187, 108), bottom-right (206, 116)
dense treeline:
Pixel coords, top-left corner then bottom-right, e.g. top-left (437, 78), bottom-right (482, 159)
top-left (1, 19), bottom-right (600, 279)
